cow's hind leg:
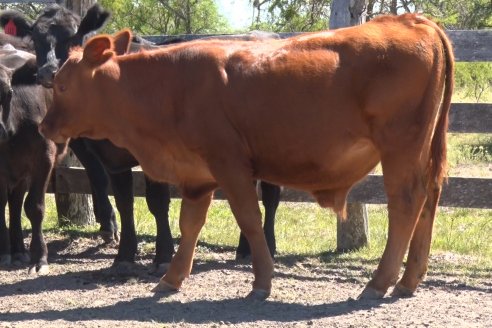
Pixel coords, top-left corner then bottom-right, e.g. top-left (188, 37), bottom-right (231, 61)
top-left (392, 182), bottom-right (441, 296)
top-left (0, 186), bottom-right (10, 266)
top-left (8, 184), bottom-right (30, 265)
top-left (145, 177), bottom-right (174, 275)
top-left (25, 170), bottom-right (52, 275)
top-left (109, 170), bottom-right (138, 272)
top-left (261, 182), bottom-right (280, 258)
top-left (153, 191), bottom-right (212, 293)
top-left (70, 139), bottom-right (118, 242)
top-left (360, 163), bottom-right (427, 299)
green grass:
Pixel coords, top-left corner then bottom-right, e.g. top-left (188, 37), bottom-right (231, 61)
top-left (448, 133), bottom-right (492, 169)
top-left (30, 195), bottom-right (492, 271)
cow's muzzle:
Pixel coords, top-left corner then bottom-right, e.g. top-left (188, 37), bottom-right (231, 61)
top-left (37, 64), bottom-right (58, 88)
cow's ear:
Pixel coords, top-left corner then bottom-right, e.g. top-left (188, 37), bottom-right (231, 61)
top-left (83, 35), bottom-right (114, 67)
top-left (77, 4), bottom-right (110, 36)
top-left (113, 29), bottom-right (132, 55)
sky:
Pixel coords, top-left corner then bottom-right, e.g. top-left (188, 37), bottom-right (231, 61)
top-left (217, 0), bottom-right (253, 30)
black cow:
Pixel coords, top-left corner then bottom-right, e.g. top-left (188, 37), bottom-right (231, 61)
top-left (0, 5), bottom-right (120, 241)
top-left (0, 5), bottom-right (174, 272)
top-left (0, 52), bottom-right (65, 273)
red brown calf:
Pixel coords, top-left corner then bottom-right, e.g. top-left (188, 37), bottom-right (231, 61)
top-left (40, 13), bottom-right (454, 300)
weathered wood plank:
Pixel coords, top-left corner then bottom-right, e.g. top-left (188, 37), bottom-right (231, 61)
top-left (50, 167), bottom-right (492, 209)
top-left (449, 103), bottom-right (492, 133)
top-left (143, 29), bottom-right (492, 62)
top-left (447, 30), bottom-right (492, 62)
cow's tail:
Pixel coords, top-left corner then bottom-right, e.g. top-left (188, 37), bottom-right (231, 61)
top-left (422, 16), bottom-right (455, 188)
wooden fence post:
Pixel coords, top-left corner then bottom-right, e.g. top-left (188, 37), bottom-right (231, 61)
top-left (330, 0), bottom-right (370, 251)
top-left (55, 150), bottom-right (95, 226)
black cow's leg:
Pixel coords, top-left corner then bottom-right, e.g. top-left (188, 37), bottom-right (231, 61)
top-left (144, 176), bottom-right (173, 274)
top-left (236, 181), bottom-right (280, 260)
top-left (260, 181), bottom-right (280, 258)
top-left (69, 138), bottom-right (118, 241)
top-left (0, 184), bottom-right (10, 266)
top-left (24, 158), bottom-right (53, 275)
top-left (109, 169), bottom-right (138, 266)
top-left (8, 183), bottom-right (30, 265)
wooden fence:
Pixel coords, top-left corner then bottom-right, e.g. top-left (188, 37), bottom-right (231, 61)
top-left (47, 30), bottom-right (492, 211)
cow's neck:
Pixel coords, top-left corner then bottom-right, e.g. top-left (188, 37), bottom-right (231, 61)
top-left (94, 55), bottom-right (210, 185)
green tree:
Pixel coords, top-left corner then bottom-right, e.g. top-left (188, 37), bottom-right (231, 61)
top-left (417, 0), bottom-right (492, 29)
top-left (455, 62), bottom-right (492, 102)
top-left (248, 0), bottom-right (492, 31)
top-left (250, 0), bottom-right (331, 32)
top-left (99, 0), bottom-right (230, 35)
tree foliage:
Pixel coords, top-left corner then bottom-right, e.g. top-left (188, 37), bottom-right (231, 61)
top-left (248, 0), bottom-right (492, 31)
top-left (455, 62), bottom-right (492, 102)
top-left (98, 0), bottom-right (229, 35)
top-left (249, 0), bottom-right (331, 32)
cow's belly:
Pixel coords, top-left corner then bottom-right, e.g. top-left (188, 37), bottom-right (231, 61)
top-left (134, 146), bottom-right (214, 187)
top-left (254, 138), bottom-right (380, 191)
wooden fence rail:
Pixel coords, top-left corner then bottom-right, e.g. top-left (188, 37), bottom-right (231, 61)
top-left (48, 29), bottom-right (492, 211)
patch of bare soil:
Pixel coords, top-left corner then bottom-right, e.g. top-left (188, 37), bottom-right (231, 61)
top-left (1, 234), bottom-right (491, 328)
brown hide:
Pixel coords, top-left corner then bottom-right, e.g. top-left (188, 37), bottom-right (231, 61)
top-left (40, 14), bottom-right (454, 298)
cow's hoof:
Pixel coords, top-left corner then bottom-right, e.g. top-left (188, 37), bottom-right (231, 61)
top-left (391, 283), bottom-right (415, 298)
top-left (37, 264), bottom-right (50, 275)
top-left (100, 230), bottom-right (119, 244)
top-left (149, 262), bottom-right (170, 276)
top-left (358, 286), bottom-right (385, 300)
top-left (235, 253), bottom-right (251, 263)
top-left (12, 252), bottom-right (30, 266)
top-left (110, 261), bottom-right (136, 276)
top-left (152, 279), bottom-right (179, 293)
top-left (246, 288), bottom-right (270, 301)
top-left (0, 254), bottom-right (11, 267)
top-left (28, 263), bottom-right (49, 275)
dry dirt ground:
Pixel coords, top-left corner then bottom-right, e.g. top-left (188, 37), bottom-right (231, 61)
top-left (1, 234), bottom-right (491, 328)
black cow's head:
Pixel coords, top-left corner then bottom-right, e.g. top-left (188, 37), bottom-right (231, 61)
top-left (34, 4), bottom-right (110, 87)
top-left (0, 4), bottom-right (110, 88)
top-left (0, 64), bottom-right (13, 143)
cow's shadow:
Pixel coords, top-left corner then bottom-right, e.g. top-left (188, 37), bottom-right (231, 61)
top-left (0, 291), bottom-right (399, 324)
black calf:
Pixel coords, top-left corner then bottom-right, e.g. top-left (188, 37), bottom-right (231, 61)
top-left (0, 63), bottom-right (62, 273)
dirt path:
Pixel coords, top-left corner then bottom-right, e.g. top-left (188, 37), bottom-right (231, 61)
top-left (1, 235), bottom-right (491, 327)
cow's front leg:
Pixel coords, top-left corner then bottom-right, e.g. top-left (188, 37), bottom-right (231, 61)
top-left (152, 190), bottom-right (212, 292)
top-left (236, 181), bottom-right (280, 260)
top-left (226, 181), bottom-right (274, 299)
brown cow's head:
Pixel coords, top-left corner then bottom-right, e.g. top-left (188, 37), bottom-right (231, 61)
top-left (39, 29), bottom-right (132, 143)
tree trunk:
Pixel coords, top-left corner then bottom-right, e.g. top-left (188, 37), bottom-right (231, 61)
top-left (55, 150), bottom-right (95, 227)
top-left (55, 0), bottom-right (96, 227)
top-left (330, 0), bottom-right (370, 251)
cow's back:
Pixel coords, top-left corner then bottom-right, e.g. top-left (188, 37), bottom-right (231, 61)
top-left (164, 14), bottom-right (446, 191)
